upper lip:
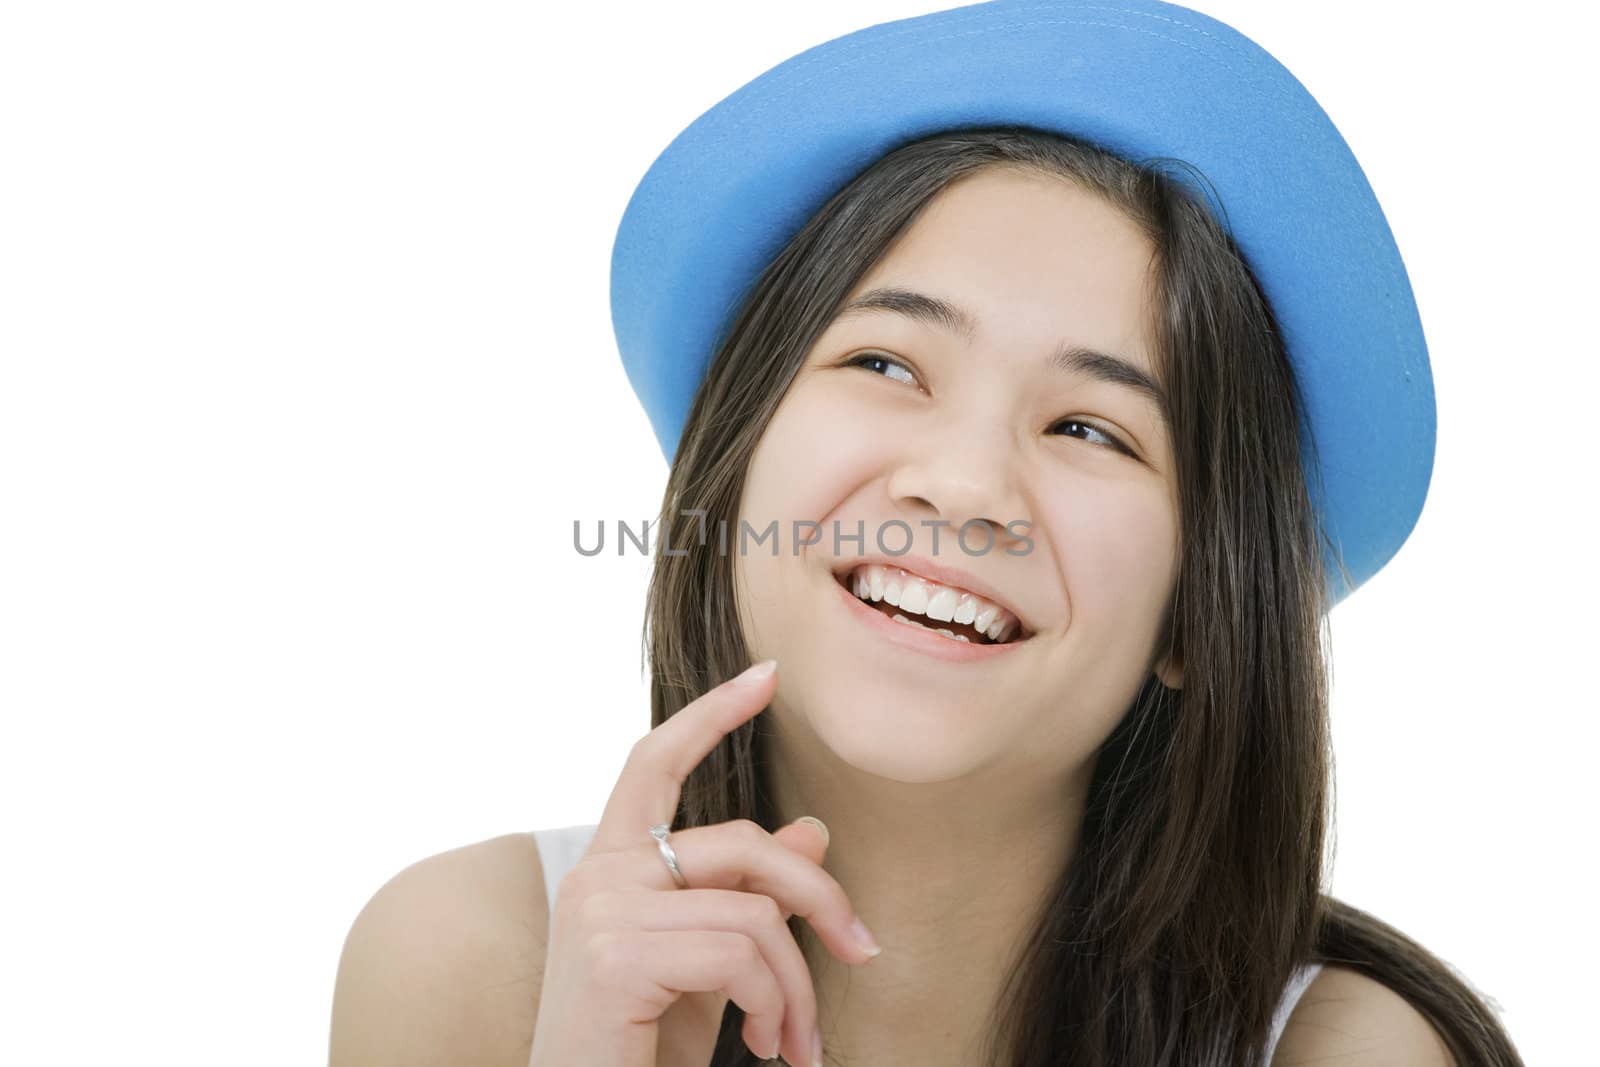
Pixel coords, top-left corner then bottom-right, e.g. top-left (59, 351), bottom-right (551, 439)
top-left (831, 551), bottom-right (1034, 637)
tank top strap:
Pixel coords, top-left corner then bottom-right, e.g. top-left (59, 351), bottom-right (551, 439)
top-left (1263, 960), bottom-right (1325, 1063)
top-left (530, 823), bottom-right (600, 916)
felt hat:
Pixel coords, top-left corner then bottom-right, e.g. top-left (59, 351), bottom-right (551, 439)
top-left (609, 0), bottom-right (1435, 609)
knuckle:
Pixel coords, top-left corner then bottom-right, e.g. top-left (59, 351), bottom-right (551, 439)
top-left (572, 888), bottom-right (617, 932)
top-left (562, 852), bottom-right (619, 901)
top-left (747, 892), bottom-right (784, 929)
top-left (711, 930), bottom-right (752, 968)
top-left (586, 929), bottom-right (633, 981)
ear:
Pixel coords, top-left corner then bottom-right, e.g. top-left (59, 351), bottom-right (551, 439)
top-left (1154, 648), bottom-right (1184, 690)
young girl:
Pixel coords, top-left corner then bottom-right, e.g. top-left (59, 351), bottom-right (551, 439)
top-left (333, 3), bottom-right (1521, 1064)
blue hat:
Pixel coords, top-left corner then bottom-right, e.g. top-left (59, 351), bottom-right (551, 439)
top-left (609, 0), bottom-right (1435, 610)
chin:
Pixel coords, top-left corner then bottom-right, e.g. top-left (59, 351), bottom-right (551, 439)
top-left (777, 665), bottom-right (1006, 778)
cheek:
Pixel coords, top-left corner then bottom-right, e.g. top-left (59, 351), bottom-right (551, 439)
top-left (1036, 474), bottom-right (1180, 634)
top-left (741, 377), bottom-right (888, 528)
top-left (736, 381), bottom-right (886, 648)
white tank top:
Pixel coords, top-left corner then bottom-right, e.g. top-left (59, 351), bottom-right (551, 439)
top-left (531, 823), bottom-right (1323, 1063)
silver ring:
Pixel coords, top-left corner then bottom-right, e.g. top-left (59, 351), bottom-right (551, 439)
top-left (649, 823), bottom-right (690, 889)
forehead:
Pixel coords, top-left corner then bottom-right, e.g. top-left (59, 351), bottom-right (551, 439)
top-left (847, 167), bottom-right (1159, 368)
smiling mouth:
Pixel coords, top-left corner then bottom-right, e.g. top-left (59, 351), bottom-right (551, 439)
top-left (833, 563), bottom-right (1032, 645)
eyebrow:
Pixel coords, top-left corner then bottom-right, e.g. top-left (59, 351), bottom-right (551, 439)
top-left (833, 285), bottom-right (1171, 431)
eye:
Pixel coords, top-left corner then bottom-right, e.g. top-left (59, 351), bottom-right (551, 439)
top-left (1050, 418), bottom-right (1132, 455)
top-left (844, 353), bottom-right (1135, 456)
top-left (843, 351), bottom-right (919, 387)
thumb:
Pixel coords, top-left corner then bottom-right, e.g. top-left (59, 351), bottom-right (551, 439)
top-left (772, 815), bottom-right (830, 863)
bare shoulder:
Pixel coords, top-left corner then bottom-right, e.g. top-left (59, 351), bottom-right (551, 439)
top-left (1271, 964), bottom-right (1456, 1066)
top-left (329, 831), bottom-right (552, 1067)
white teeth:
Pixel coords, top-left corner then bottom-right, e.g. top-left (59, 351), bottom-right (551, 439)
top-left (892, 613), bottom-right (970, 642)
top-left (898, 579), bottom-right (929, 615)
top-left (953, 593), bottom-right (978, 625)
top-left (925, 586), bottom-right (958, 622)
top-left (843, 563), bottom-right (1023, 644)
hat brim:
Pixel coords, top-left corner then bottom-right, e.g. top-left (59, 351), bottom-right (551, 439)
top-left (609, 0), bottom-right (1436, 610)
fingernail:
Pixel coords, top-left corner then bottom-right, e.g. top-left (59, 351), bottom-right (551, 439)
top-left (812, 1025), bottom-right (823, 1067)
top-left (849, 915), bottom-right (882, 958)
top-left (739, 659), bottom-right (777, 683)
top-left (795, 815), bottom-right (829, 846)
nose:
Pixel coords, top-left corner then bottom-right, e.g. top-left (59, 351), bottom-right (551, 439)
top-left (884, 418), bottom-right (1033, 555)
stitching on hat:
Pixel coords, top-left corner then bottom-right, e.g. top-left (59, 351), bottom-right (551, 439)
top-left (1060, 3), bottom-right (1258, 67)
top-left (719, 18), bottom-right (1245, 150)
top-left (725, 9), bottom-right (1256, 118)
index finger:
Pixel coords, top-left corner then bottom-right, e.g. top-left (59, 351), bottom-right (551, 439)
top-left (590, 659), bottom-right (778, 855)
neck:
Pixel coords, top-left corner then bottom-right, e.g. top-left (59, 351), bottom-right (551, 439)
top-left (762, 708), bottom-right (1090, 1066)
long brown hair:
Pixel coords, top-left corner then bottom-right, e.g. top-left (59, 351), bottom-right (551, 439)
top-left (639, 127), bottom-right (1520, 1066)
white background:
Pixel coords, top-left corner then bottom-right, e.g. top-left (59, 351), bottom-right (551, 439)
top-left (1, 1), bottom-right (1590, 1063)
